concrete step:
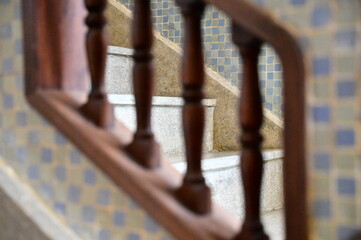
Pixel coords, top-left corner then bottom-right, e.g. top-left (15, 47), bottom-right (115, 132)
top-left (105, 46), bottom-right (133, 95)
top-left (172, 149), bottom-right (284, 217)
top-left (262, 209), bottom-right (285, 240)
top-left (109, 94), bottom-right (216, 156)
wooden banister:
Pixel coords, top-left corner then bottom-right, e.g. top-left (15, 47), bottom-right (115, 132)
top-left (125, 0), bottom-right (161, 169)
top-left (22, 0), bottom-right (307, 239)
top-left (202, 1), bottom-right (307, 240)
top-left (80, 0), bottom-right (114, 128)
top-left (175, 0), bottom-right (212, 215)
top-left (232, 23), bottom-right (268, 240)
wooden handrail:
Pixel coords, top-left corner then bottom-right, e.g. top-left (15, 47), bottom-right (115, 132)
top-left (175, 0), bottom-right (212, 215)
top-left (80, 0), bottom-right (114, 128)
top-left (125, 0), bottom-right (161, 168)
top-left (202, 1), bottom-right (307, 239)
top-left (232, 24), bottom-right (268, 240)
top-left (22, 0), bottom-right (307, 239)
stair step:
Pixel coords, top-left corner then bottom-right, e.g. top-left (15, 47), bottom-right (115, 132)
top-left (172, 150), bottom-right (284, 218)
top-left (106, 46), bottom-right (133, 94)
top-left (262, 209), bottom-right (285, 240)
top-left (109, 94), bottom-right (216, 155)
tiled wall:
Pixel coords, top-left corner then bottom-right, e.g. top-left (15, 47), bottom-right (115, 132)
top-left (117, 0), bottom-right (361, 239)
top-left (115, 0), bottom-right (284, 117)
top-left (0, 1), bottom-right (173, 239)
top-left (250, 0), bottom-right (361, 240)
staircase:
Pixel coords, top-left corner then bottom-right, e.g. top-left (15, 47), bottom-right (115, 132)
top-left (106, 46), bottom-right (284, 238)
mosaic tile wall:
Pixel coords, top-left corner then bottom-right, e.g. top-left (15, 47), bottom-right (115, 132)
top-left (249, 0), bottom-right (361, 240)
top-left (115, 0), bottom-right (284, 117)
top-left (118, 0), bottom-right (361, 239)
top-left (0, 1), bottom-right (174, 239)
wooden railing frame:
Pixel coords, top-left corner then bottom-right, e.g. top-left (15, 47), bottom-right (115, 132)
top-left (22, 0), bottom-right (308, 239)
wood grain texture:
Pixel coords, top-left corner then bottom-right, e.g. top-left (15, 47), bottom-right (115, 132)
top-left (27, 90), bottom-right (239, 240)
top-left (22, 0), bottom-right (89, 95)
top-left (232, 24), bottom-right (268, 240)
top-left (204, 1), bottom-right (308, 239)
top-left (80, 0), bottom-right (114, 128)
top-left (22, 0), bottom-right (308, 239)
top-left (175, 0), bottom-right (211, 215)
top-left (125, 0), bottom-right (161, 169)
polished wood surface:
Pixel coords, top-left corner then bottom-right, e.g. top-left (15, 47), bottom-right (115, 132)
top-left (125, 0), bottom-right (161, 169)
top-left (80, 0), bottom-right (114, 128)
top-left (203, 1), bottom-right (308, 238)
top-left (22, 0), bottom-right (308, 239)
top-left (175, 0), bottom-right (211, 215)
top-left (28, 90), bottom-right (239, 240)
top-left (232, 24), bottom-right (268, 240)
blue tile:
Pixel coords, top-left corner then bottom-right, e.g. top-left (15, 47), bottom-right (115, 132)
top-left (266, 88), bottom-right (273, 95)
top-left (275, 64), bottom-right (282, 71)
top-left (55, 132), bottom-right (67, 145)
top-left (28, 130), bottom-right (40, 145)
top-left (337, 178), bottom-right (356, 196)
top-left (68, 185), bottom-right (81, 203)
top-left (16, 112), bottom-right (27, 126)
top-left (267, 73), bottom-right (273, 80)
top-left (15, 147), bottom-right (28, 163)
top-left (0, 0), bottom-right (11, 4)
top-left (312, 6), bottom-right (331, 27)
top-left (40, 183), bottom-right (54, 200)
top-left (127, 233), bottom-right (140, 240)
top-left (15, 38), bottom-right (23, 54)
top-left (336, 129), bottom-right (355, 146)
top-left (212, 12), bottom-right (218, 18)
top-left (335, 30), bottom-right (356, 49)
top-left (313, 58), bottom-right (331, 75)
top-left (70, 149), bottom-right (81, 165)
top-left (219, 19), bottom-right (225, 26)
top-left (274, 80), bottom-right (281, 87)
top-left (313, 199), bottom-right (331, 218)
top-left (97, 189), bottom-right (110, 205)
top-left (3, 129), bottom-right (15, 146)
top-left (274, 96), bottom-right (281, 104)
top-left (266, 103), bottom-right (273, 110)
top-left (41, 148), bottom-right (53, 163)
top-left (14, 1), bottom-right (21, 19)
top-left (337, 81), bottom-right (355, 98)
top-left (98, 229), bottom-right (110, 240)
top-left (0, 23), bottom-right (11, 39)
top-left (312, 106), bottom-right (330, 122)
top-left (82, 206), bottom-right (96, 222)
top-left (84, 168), bottom-right (96, 185)
top-left (267, 56), bottom-right (274, 63)
top-left (3, 94), bottom-right (14, 109)
top-left (144, 216), bottom-right (159, 233)
top-left (54, 202), bottom-right (66, 216)
top-left (28, 165), bottom-right (40, 180)
top-left (55, 166), bottom-right (66, 182)
top-left (2, 58), bottom-right (14, 74)
top-left (338, 226), bottom-right (359, 240)
top-left (113, 211), bottom-right (126, 227)
top-left (291, 0), bottom-right (305, 6)
top-left (314, 152), bottom-right (330, 170)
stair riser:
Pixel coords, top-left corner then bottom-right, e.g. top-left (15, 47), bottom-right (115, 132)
top-left (173, 153), bottom-right (284, 218)
top-left (110, 95), bottom-right (216, 156)
top-left (105, 47), bottom-right (133, 94)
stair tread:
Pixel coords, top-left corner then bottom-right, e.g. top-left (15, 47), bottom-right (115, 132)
top-left (262, 209), bottom-right (285, 240)
top-left (171, 149), bottom-right (284, 171)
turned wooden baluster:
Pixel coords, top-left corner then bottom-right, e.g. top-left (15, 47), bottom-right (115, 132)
top-left (125, 0), bottom-right (160, 168)
top-left (80, 0), bottom-right (113, 128)
top-left (232, 23), bottom-right (269, 240)
top-left (175, 0), bottom-right (211, 214)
